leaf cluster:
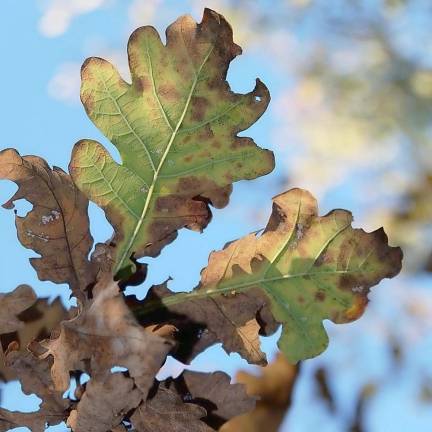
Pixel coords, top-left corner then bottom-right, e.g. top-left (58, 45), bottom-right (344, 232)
top-left (0, 9), bottom-right (402, 431)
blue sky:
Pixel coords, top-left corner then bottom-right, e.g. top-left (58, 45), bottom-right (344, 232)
top-left (1, 1), bottom-right (432, 431)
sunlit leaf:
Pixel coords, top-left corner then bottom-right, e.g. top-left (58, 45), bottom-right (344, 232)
top-left (30, 276), bottom-right (172, 396)
top-left (67, 373), bottom-right (142, 432)
top-left (138, 188), bottom-right (402, 363)
top-left (70, 8), bottom-right (274, 277)
top-left (0, 149), bottom-right (95, 299)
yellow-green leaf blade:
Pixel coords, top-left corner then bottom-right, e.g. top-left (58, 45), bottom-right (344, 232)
top-left (70, 9), bottom-right (274, 276)
top-left (138, 188), bottom-right (403, 364)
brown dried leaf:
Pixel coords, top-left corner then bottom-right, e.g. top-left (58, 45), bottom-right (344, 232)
top-left (0, 408), bottom-right (47, 432)
top-left (221, 353), bottom-right (299, 432)
top-left (67, 373), bottom-right (142, 432)
top-left (4, 348), bottom-right (69, 427)
top-left (0, 149), bottom-right (96, 300)
top-left (235, 319), bottom-right (265, 365)
top-left (145, 323), bottom-right (178, 339)
top-left (135, 282), bottom-right (268, 365)
top-left (0, 285), bottom-right (36, 334)
top-left (111, 426), bottom-right (127, 432)
top-left (163, 370), bottom-right (255, 429)
top-left (131, 387), bottom-right (213, 432)
top-left (31, 277), bottom-right (172, 396)
top-left (0, 296), bottom-right (68, 381)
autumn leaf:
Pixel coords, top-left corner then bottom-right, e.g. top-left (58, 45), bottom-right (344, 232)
top-left (69, 8), bottom-right (274, 277)
top-left (131, 387), bottom-right (213, 432)
top-left (137, 188), bottom-right (403, 363)
top-left (0, 347), bottom-right (70, 431)
top-left (0, 296), bottom-right (68, 382)
top-left (67, 373), bottom-right (142, 432)
top-left (30, 276), bottom-right (172, 397)
top-left (131, 282), bottom-right (269, 365)
top-left (3, 348), bottom-right (69, 428)
top-left (0, 285), bottom-right (36, 334)
top-left (0, 7), bottom-right (410, 432)
top-left (161, 370), bottom-right (255, 429)
top-left (221, 353), bottom-right (299, 432)
top-left (0, 149), bottom-right (95, 300)
top-left (0, 408), bottom-right (47, 432)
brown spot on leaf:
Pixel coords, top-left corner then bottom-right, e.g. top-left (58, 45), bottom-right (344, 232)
top-left (145, 194), bottom-right (212, 257)
top-left (231, 136), bottom-right (249, 149)
top-left (199, 151), bottom-right (211, 159)
top-left (191, 96), bottom-right (210, 122)
top-left (198, 125), bottom-right (214, 140)
top-left (159, 83), bottom-right (179, 101)
top-left (315, 291), bottom-right (326, 302)
top-left (176, 176), bottom-right (202, 194)
top-left (135, 76), bottom-right (150, 93)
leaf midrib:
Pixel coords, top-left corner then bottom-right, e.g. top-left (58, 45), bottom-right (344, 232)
top-left (25, 161), bottom-right (85, 291)
top-left (136, 218), bottom-right (361, 317)
top-left (114, 44), bottom-right (215, 273)
top-left (136, 267), bottom-right (375, 316)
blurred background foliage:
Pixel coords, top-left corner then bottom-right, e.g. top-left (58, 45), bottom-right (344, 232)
top-left (2, 0), bottom-right (432, 430)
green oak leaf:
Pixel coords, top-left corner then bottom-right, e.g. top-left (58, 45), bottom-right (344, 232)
top-left (137, 188), bottom-right (403, 364)
top-left (69, 8), bottom-right (274, 277)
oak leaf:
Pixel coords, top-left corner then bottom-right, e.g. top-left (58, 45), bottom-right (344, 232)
top-left (0, 408), bottom-right (47, 432)
top-left (0, 149), bottom-right (95, 300)
top-left (130, 387), bottom-right (213, 432)
top-left (0, 285), bottom-right (36, 334)
top-left (0, 347), bottom-right (69, 431)
top-left (138, 188), bottom-right (403, 363)
top-left (67, 373), bottom-right (142, 432)
top-left (69, 8), bottom-right (274, 277)
top-left (31, 277), bottom-right (172, 397)
top-left (129, 369), bottom-right (253, 431)
top-left (0, 296), bottom-right (67, 381)
top-left (130, 283), bottom-right (269, 365)
top-left (162, 370), bottom-right (255, 429)
top-left (3, 348), bottom-right (69, 428)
